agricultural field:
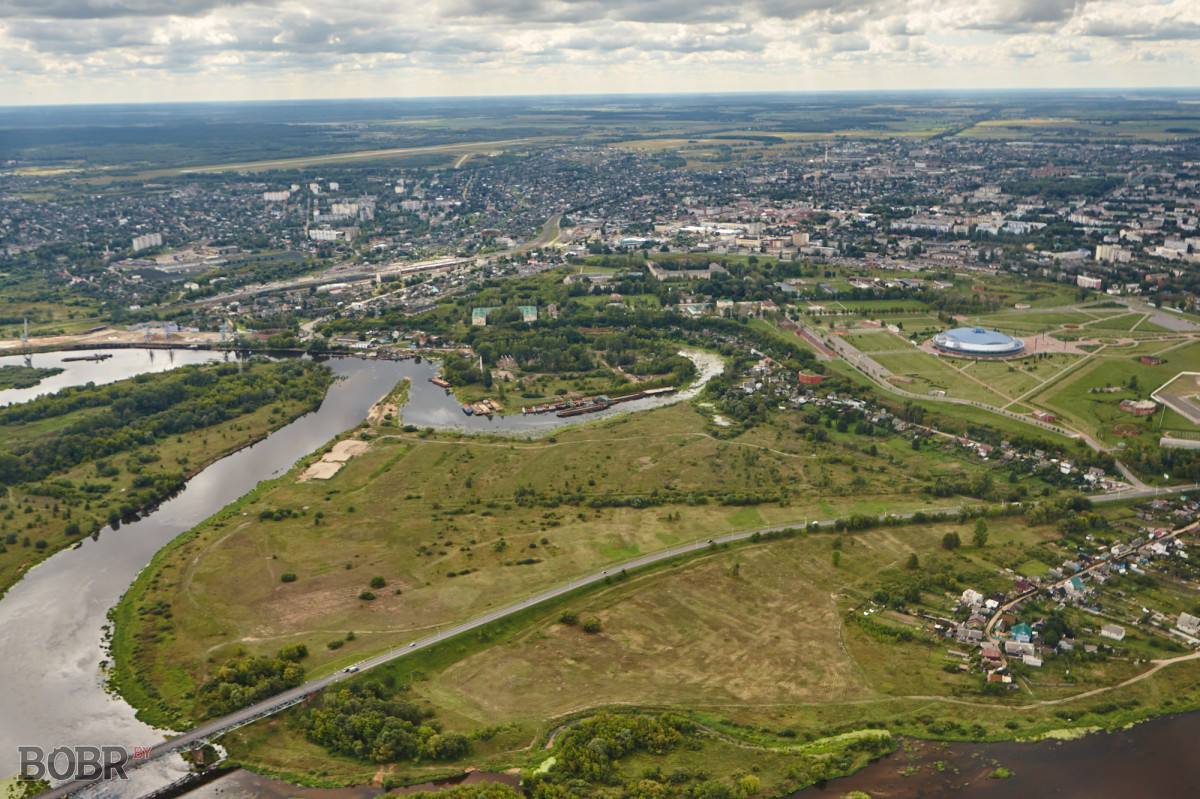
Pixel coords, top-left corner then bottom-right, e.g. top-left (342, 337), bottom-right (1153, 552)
top-left (958, 116), bottom-right (1200, 141)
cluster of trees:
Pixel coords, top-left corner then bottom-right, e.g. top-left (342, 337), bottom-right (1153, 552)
top-left (196, 644), bottom-right (307, 718)
top-left (1124, 442), bottom-right (1200, 483)
top-left (297, 683), bottom-right (469, 764)
top-left (527, 713), bottom-right (689, 789)
top-left (0, 360), bottom-right (330, 487)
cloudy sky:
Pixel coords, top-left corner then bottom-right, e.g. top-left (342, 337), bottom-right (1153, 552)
top-left (0, 0), bottom-right (1196, 105)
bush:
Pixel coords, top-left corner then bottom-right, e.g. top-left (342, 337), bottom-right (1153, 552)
top-left (280, 572), bottom-right (297, 583)
top-left (942, 532), bottom-right (962, 550)
top-left (559, 610), bottom-right (579, 626)
top-left (327, 639), bottom-right (344, 650)
top-left (370, 576), bottom-right (386, 589)
top-left (196, 648), bottom-right (306, 718)
top-left (582, 616), bottom-right (603, 634)
top-left (359, 591), bottom-right (376, 601)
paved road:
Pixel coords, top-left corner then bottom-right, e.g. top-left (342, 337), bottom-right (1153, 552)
top-left (32, 486), bottom-right (1198, 799)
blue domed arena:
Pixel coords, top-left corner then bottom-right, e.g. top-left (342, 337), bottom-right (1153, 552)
top-left (932, 327), bottom-right (1025, 358)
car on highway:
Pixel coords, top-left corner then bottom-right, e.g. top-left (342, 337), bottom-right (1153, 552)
top-left (343, 665), bottom-right (359, 673)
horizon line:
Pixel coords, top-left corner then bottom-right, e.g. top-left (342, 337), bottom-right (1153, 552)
top-left (3, 85), bottom-right (1200, 111)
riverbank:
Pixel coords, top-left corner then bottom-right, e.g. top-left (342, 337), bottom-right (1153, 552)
top-left (0, 359), bottom-right (333, 599)
top-left (0, 357), bottom-right (408, 785)
top-left (0, 364), bottom-right (63, 390)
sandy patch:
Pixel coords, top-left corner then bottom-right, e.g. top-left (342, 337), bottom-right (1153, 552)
top-left (299, 438), bottom-right (371, 481)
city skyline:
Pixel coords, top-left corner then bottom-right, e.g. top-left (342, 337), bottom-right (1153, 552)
top-left (0, 0), bottom-right (1197, 105)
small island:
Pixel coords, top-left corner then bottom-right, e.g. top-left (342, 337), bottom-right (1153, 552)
top-left (0, 364), bottom-right (64, 391)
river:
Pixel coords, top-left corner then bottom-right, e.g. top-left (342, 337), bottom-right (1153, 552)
top-left (0, 354), bottom-right (408, 796)
top-left (0, 347), bottom-right (721, 797)
top-left (6, 346), bottom-right (1198, 799)
top-left (392, 348), bottom-right (724, 434)
top-left (795, 712), bottom-right (1200, 798)
top-left (0, 349), bottom-right (230, 407)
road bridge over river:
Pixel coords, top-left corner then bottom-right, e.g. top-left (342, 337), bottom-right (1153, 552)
top-left (33, 486), bottom-right (1198, 799)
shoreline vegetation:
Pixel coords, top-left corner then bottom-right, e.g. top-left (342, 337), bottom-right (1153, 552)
top-left (0, 364), bottom-right (63, 391)
top-left (0, 358), bottom-right (333, 598)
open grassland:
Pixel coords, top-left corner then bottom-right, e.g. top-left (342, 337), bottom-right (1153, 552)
top-left (960, 359), bottom-right (1045, 398)
top-left (112, 400), bottom-right (994, 727)
top-left (221, 513), bottom-right (1200, 788)
top-left (413, 520), bottom-right (1053, 724)
top-left (840, 331), bottom-right (909, 353)
top-left (872, 352), bottom-right (1012, 405)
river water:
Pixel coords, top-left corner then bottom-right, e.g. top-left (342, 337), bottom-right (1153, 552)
top-left (0, 349), bottom-right (230, 407)
top-left (392, 348), bottom-right (724, 434)
top-left (0, 354), bottom-right (408, 795)
top-left (5, 347), bottom-right (1198, 799)
top-left (796, 711), bottom-right (1200, 798)
top-left (0, 347), bottom-right (720, 796)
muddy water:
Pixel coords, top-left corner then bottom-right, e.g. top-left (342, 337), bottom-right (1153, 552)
top-left (796, 712), bottom-right (1200, 798)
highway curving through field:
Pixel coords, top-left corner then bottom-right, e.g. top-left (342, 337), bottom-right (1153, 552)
top-left (32, 486), bottom-right (1196, 799)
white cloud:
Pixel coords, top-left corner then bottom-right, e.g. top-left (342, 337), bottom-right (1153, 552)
top-left (0, 0), bottom-right (1193, 103)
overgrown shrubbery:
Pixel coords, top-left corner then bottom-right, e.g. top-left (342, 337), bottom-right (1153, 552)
top-left (196, 644), bottom-right (307, 718)
top-left (296, 683), bottom-right (469, 764)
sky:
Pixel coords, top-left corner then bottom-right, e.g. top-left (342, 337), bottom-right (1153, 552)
top-left (0, 0), bottom-right (1197, 105)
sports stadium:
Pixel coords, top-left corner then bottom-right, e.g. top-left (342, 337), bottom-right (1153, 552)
top-left (931, 327), bottom-right (1025, 359)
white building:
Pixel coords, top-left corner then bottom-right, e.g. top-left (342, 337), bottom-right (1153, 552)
top-left (1095, 244), bottom-right (1132, 263)
top-left (307, 228), bottom-right (342, 242)
top-left (131, 232), bottom-right (163, 252)
top-left (262, 190), bottom-right (291, 202)
top-left (1077, 274), bottom-right (1103, 290)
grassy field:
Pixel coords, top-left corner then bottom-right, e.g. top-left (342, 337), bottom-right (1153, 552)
top-left (218, 511), bottom-right (1200, 788)
top-left (841, 331), bottom-right (909, 353)
top-left (111, 399), bottom-right (999, 727)
top-left (1024, 341), bottom-right (1200, 443)
top-left (872, 352), bottom-right (1011, 405)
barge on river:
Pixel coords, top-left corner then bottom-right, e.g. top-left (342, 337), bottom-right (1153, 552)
top-left (523, 386), bottom-right (677, 417)
top-left (61, 353), bottom-right (113, 363)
